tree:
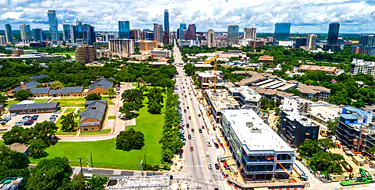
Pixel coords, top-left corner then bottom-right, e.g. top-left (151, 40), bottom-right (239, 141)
top-left (85, 93), bottom-right (102, 101)
top-left (327, 118), bottom-right (338, 132)
top-left (0, 145), bottom-right (30, 181)
top-left (61, 113), bottom-right (78, 132)
top-left (116, 128), bottom-right (145, 151)
top-left (0, 94), bottom-right (7, 105)
top-left (298, 139), bottom-right (321, 157)
top-left (318, 138), bottom-right (336, 150)
top-left (32, 121), bottom-right (58, 146)
top-left (275, 107), bottom-right (280, 115)
top-left (261, 98), bottom-right (269, 110)
top-left (107, 88), bottom-right (116, 97)
top-left (148, 101), bottom-right (162, 114)
top-left (26, 157), bottom-right (73, 190)
top-left (88, 174), bottom-right (109, 190)
top-left (368, 146), bottom-right (375, 155)
top-left (14, 89), bottom-right (32, 100)
top-left (29, 139), bottom-right (49, 158)
top-left (50, 81), bottom-right (64, 89)
top-left (269, 100), bottom-right (276, 109)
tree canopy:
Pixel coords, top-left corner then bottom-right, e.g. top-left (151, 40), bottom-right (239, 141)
top-left (85, 93), bottom-right (102, 101)
top-left (116, 128), bottom-right (145, 151)
top-left (14, 89), bottom-right (32, 100)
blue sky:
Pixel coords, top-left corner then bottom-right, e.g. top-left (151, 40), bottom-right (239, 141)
top-left (0, 0), bottom-right (375, 33)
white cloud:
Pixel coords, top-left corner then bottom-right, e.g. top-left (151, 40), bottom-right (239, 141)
top-left (0, 0), bottom-right (374, 33)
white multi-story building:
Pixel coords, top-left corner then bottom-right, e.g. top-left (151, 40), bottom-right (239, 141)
top-left (221, 109), bottom-right (294, 181)
top-left (229, 86), bottom-right (262, 113)
top-left (350, 59), bottom-right (375, 77)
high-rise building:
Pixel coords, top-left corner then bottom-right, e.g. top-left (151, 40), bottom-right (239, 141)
top-left (118, 21), bottom-right (130, 39)
top-left (109, 39), bottom-right (134, 57)
top-left (158, 25), bottom-right (163, 43)
top-left (63, 24), bottom-right (71, 42)
top-left (69, 22), bottom-right (94, 45)
top-left (142, 29), bottom-right (154, 40)
top-left (130, 29), bottom-right (141, 41)
top-left (359, 34), bottom-right (375, 46)
top-left (20, 24), bottom-right (31, 44)
top-left (4, 24), bottom-right (13, 44)
top-left (32, 28), bottom-right (44, 42)
top-left (153, 23), bottom-right (163, 42)
top-left (295, 37), bottom-right (307, 48)
top-left (244, 28), bottom-right (256, 40)
top-left (179, 23), bottom-right (187, 40)
top-left (75, 45), bottom-right (96, 63)
top-left (185, 24), bottom-right (196, 40)
top-left (307, 34), bottom-right (317, 50)
top-left (327, 22), bottom-right (340, 45)
top-left (164, 9), bottom-right (169, 32)
top-left (352, 34), bottom-right (375, 57)
top-left (0, 36), bottom-right (6, 45)
top-left (163, 30), bottom-right (169, 45)
top-left (227, 24), bottom-right (239, 45)
top-left (207, 29), bottom-right (215, 48)
top-left (47, 10), bottom-right (59, 41)
top-left (70, 25), bottom-right (77, 43)
top-left (274, 23), bottom-right (291, 41)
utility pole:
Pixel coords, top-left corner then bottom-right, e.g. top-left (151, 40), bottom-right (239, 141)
top-left (90, 152), bottom-right (93, 168)
top-left (78, 158), bottom-right (83, 175)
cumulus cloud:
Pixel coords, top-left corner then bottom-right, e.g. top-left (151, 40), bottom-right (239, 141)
top-left (0, 0), bottom-right (374, 33)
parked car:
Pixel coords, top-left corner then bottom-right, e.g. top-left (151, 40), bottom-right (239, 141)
top-left (190, 146), bottom-right (194, 151)
top-left (31, 115), bottom-right (39, 120)
top-left (49, 118), bottom-right (56, 122)
top-left (215, 163), bottom-right (219, 170)
top-left (10, 113), bottom-right (17, 117)
top-left (206, 152), bottom-right (210, 157)
top-left (191, 128), bottom-right (194, 133)
top-left (202, 125), bottom-right (205, 129)
top-left (24, 120), bottom-right (34, 125)
top-left (50, 115), bottom-right (58, 119)
top-left (188, 134), bottom-right (191, 140)
top-left (186, 124), bottom-right (189, 128)
top-left (188, 116), bottom-right (191, 120)
top-left (198, 114), bottom-right (201, 117)
top-left (0, 120), bottom-right (7, 125)
top-left (22, 116), bottom-right (31, 120)
top-left (14, 122), bottom-right (23, 126)
top-left (208, 163), bottom-right (212, 170)
top-left (3, 116), bottom-right (11, 122)
top-left (199, 129), bottom-right (202, 133)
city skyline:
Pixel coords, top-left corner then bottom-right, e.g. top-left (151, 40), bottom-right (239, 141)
top-left (0, 0), bottom-right (374, 33)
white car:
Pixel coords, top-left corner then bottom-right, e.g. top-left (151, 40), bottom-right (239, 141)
top-left (208, 163), bottom-right (212, 170)
top-left (206, 152), bottom-right (210, 157)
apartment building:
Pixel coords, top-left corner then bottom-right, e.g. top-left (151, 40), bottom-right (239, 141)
top-left (204, 89), bottom-right (240, 123)
top-left (279, 98), bottom-right (319, 147)
top-left (221, 109), bottom-right (294, 181)
top-left (335, 106), bottom-right (375, 157)
top-left (350, 59), bottom-right (375, 77)
top-left (297, 84), bottom-right (331, 101)
top-left (229, 86), bottom-right (262, 113)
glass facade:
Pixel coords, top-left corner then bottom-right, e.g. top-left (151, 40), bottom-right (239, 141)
top-left (47, 10), bottom-right (59, 41)
top-left (118, 21), bottom-right (130, 39)
top-left (274, 23), bottom-right (291, 41)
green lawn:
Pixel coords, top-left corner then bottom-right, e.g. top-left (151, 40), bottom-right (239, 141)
top-left (33, 99), bottom-right (49, 103)
top-left (54, 52), bottom-right (76, 56)
top-left (52, 98), bottom-right (86, 107)
top-left (0, 132), bottom-right (6, 134)
top-left (102, 97), bottom-right (115, 105)
top-left (132, 83), bottom-right (138, 87)
top-left (5, 100), bottom-right (21, 108)
top-left (30, 96), bottom-right (166, 169)
top-left (0, 140), bottom-right (3, 146)
top-left (108, 116), bottom-right (116, 120)
top-left (79, 129), bottom-right (111, 136)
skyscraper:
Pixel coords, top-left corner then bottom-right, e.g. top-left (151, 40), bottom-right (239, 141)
top-left (274, 23), bottom-right (291, 41)
top-left (47, 10), bottom-right (59, 41)
top-left (244, 28), bottom-right (256, 40)
top-left (4, 24), bottom-right (13, 44)
top-left (227, 24), bottom-right (239, 45)
top-left (83, 24), bottom-right (95, 45)
top-left (207, 29), bottom-right (215, 48)
top-left (307, 34), bottom-right (317, 50)
top-left (130, 29), bottom-right (141, 41)
top-left (153, 24), bottom-right (163, 42)
top-left (142, 29), bottom-right (154, 40)
top-left (63, 24), bottom-right (71, 42)
top-left (185, 24), bottom-right (196, 40)
top-left (163, 30), bottom-right (169, 45)
top-left (179, 23), bottom-right (187, 40)
top-left (20, 24), bottom-right (31, 43)
top-left (158, 25), bottom-right (163, 43)
top-left (118, 21), bottom-right (130, 39)
top-left (164, 9), bottom-right (169, 32)
top-left (327, 22), bottom-right (340, 45)
top-left (32, 28), bottom-right (44, 42)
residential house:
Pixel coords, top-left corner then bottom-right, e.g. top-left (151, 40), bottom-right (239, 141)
top-left (80, 100), bottom-right (107, 132)
top-left (30, 87), bottom-right (50, 97)
top-left (87, 78), bottom-right (113, 95)
top-left (7, 143), bottom-right (31, 156)
top-left (8, 102), bottom-right (61, 114)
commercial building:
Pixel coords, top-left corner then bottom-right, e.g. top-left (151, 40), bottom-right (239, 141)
top-left (297, 84), bottom-right (331, 101)
top-left (162, 30), bottom-right (169, 45)
top-left (9, 102), bottom-right (61, 114)
top-left (63, 24), bottom-right (71, 42)
top-left (150, 49), bottom-right (171, 59)
top-left (307, 34), bottom-right (317, 50)
top-left (352, 46), bottom-right (375, 57)
top-left (47, 10), bottom-right (59, 41)
top-left (258, 55), bottom-right (274, 65)
top-left (244, 28), bottom-right (256, 40)
top-left (279, 98), bottom-right (319, 147)
top-left (350, 59), bottom-right (375, 77)
top-left (324, 22), bottom-right (341, 52)
top-left (227, 24), bottom-right (239, 46)
top-left (248, 40), bottom-right (266, 48)
top-left (221, 109), bottom-right (294, 181)
top-left (335, 106), bottom-right (375, 157)
top-left (295, 38), bottom-right (307, 48)
top-left (179, 40), bottom-right (200, 47)
top-left (164, 9), bottom-right (169, 32)
top-left (277, 41), bottom-right (294, 47)
top-left (0, 36), bottom-right (5, 45)
top-left (252, 88), bottom-right (293, 103)
top-left (207, 29), bottom-right (215, 48)
top-left (75, 45), bottom-right (96, 63)
top-left (109, 39), bottom-right (134, 57)
top-left (20, 24), bottom-right (31, 44)
top-left (80, 100), bottom-right (107, 132)
top-left (12, 49), bottom-right (24, 57)
top-left (299, 65), bottom-right (337, 74)
top-left (204, 89), bottom-right (240, 123)
top-left (274, 23), bottom-right (291, 42)
top-left (31, 28), bottom-right (43, 42)
top-left (185, 24), bottom-right (196, 40)
top-left (139, 40), bottom-right (157, 52)
top-left (153, 23), bottom-right (163, 43)
top-left (179, 23), bottom-right (187, 40)
top-left (118, 21), bottom-right (130, 39)
top-left (229, 86), bottom-right (262, 113)
top-left (5, 24), bottom-right (13, 44)
top-left (70, 21), bottom-right (95, 45)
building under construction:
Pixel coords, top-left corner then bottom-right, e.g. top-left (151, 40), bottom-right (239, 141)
top-left (204, 89), bottom-right (240, 123)
top-left (221, 109), bottom-right (295, 181)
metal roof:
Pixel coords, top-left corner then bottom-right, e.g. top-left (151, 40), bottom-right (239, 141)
top-left (88, 78), bottom-right (113, 92)
top-left (80, 100), bottom-right (107, 122)
top-left (340, 114), bottom-right (360, 120)
top-left (8, 102), bottom-right (60, 111)
top-left (30, 87), bottom-right (50, 94)
top-left (29, 74), bottom-right (48, 80)
top-left (60, 86), bottom-right (83, 94)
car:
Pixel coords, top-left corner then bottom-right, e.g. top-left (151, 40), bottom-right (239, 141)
top-left (0, 120), bottom-right (7, 125)
top-left (190, 146), bottom-right (194, 151)
top-left (14, 122), bottom-right (23, 126)
top-left (208, 163), bottom-right (212, 170)
top-left (215, 163), bottom-right (220, 170)
top-left (31, 115), bottom-right (39, 120)
top-left (206, 140), bottom-right (211, 147)
top-left (3, 116), bottom-right (11, 122)
top-left (186, 124), bottom-right (189, 128)
top-left (179, 125), bottom-right (184, 129)
top-left (49, 118), bottom-right (56, 122)
top-left (50, 115), bottom-right (58, 119)
top-left (202, 125), bottom-right (205, 129)
top-left (188, 134), bottom-right (191, 139)
top-left (188, 116), bottom-right (191, 120)
top-left (24, 120), bottom-right (34, 125)
top-left (199, 129), bottom-right (202, 133)
top-left (22, 116), bottom-right (31, 120)
top-left (187, 106), bottom-right (189, 109)
top-left (198, 114), bottom-right (201, 117)
top-left (206, 152), bottom-right (210, 157)
top-left (185, 95), bottom-right (187, 98)
top-left (191, 128), bottom-right (194, 133)
top-left (10, 113), bottom-right (17, 117)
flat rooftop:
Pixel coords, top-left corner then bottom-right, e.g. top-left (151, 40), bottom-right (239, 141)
top-left (221, 109), bottom-right (293, 152)
top-left (205, 89), bottom-right (240, 111)
top-left (286, 112), bottom-right (319, 127)
top-left (310, 102), bottom-right (340, 122)
top-left (229, 86), bottom-right (262, 102)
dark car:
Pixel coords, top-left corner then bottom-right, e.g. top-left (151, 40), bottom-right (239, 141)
top-left (0, 120), bottom-right (7, 125)
top-left (31, 115), bottom-right (39, 120)
top-left (49, 118), bottom-right (56, 122)
top-left (186, 124), bottom-right (189, 128)
top-left (199, 129), bottom-right (202, 133)
top-left (24, 120), bottom-right (34, 125)
top-left (3, 116), bottom-right (11, 122)
top-left (188, 134), bottom-right (191, 140)
top-left (191, 128), bottom-right (194, 133)
top-left (215, 163), bottom-right (219, 170)
top-left (198, 114), bottom-right (201, 117)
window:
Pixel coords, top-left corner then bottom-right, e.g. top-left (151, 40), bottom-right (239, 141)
top-left (84, 128), bottom-right (88, 131)
top-left (92, 128), bottom-right (94, 130)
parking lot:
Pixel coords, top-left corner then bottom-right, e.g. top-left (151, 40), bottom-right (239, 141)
top-left (1, 112), bottom-right (61, 131)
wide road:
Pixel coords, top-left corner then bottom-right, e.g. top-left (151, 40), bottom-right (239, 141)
top-left (173, 44), bottom-right (227, 190)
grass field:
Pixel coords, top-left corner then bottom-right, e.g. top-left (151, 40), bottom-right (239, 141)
top-left (52, 98), bottom-right (86, 107)
top-left (56, 108), bottom-right (78, 134)
top-left (5, 99), bottom-right (49, 108)
top-left (30, 96), bottom-right (165, 169)
top-left (79, 129), bottom-right (111, 136)
top-left (54, 52), bottom-right (76, 56)
top-left (108, 116), bottom-right (116, 120)
top-left (0, 140), bottom-right (3, 146)
top-left (78, 107), bottom-right (85, 113)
